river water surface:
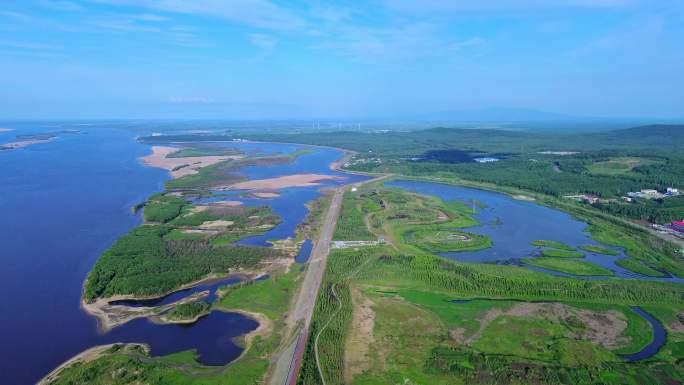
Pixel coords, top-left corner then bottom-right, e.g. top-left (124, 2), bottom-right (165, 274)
top-left (0, 123), bottom-right (360, 385)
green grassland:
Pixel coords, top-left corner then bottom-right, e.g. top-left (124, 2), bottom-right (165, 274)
top-left (531, 240), bottom-right (576, 251)
top-left (580, 245), bottom-right (621, 255)
top-left (540, 249), bottom-right (585, 258)
top-left (298, 185), bottom-right (684, 385)
top-left (333, 184), bottom-right (489, 257)
top-left (216, 269), bottom-right (299, 320)
top-left (587, 157), bottom-right (661, 176)
top-left (523, 257), bottom-right (614, 276)
top-left (301, 244), bottom-right (684, 385)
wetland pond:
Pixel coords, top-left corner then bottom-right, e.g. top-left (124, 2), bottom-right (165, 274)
top-left (387, 180), bottom-right (683, 283)
top-left (0, 124), bottom-right (363, 385)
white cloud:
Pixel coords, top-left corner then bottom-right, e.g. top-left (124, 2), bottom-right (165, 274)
top-left (87, 0), bottom-right (305, 30)
top-left (312, 23), bottom-right (484, 64)
top-left (132, 13), bottom-right (169, 22)
top-left (383, 0), bottom-right (637, 13)
top-left (248, 33), bottom-right (277, 51)
top-left (39, 1), bottom-right (84, 12)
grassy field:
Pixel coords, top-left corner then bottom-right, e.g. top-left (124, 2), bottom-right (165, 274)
top-left (523, 257), bottom-right (614, 276)
top-left (587, 157), bottom-right (661, 176)
top-left (301, 244), bottom-right (684, 385)
top-left (580, 245), bottom-right (621, 255)
top-left (540, 249), bottom-right (586, 258)
top-left (531, 240), bottom-right (576, 251)
top-left (298, 184), bottom-right (684, 385)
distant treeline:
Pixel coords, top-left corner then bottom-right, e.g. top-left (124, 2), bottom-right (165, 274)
top-left (237, 125), bottom-right (684, 224)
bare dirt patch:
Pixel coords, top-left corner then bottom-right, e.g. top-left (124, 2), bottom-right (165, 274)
top-left (449, 327), bottom-right (466, 344)
top-left (512, 194), bottom-right (535, 201)
top-left (227, 173), bottom-right (343, 190)
top-left (668, 312), bottom-right (684, 333)
top-left (345, 288), bottom-right (376, 382)
top-left (198, 220), bottom-right (234, 229)
top-left (467, 302), bottom-right (629, 349)
top-left (212, 200), bottom-right (244, 206)
top-left (139, 146), bottom-right (241, 178)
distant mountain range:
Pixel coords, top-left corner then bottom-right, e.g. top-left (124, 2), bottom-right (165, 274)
top-left (423, 107), bottom-right (582, 122)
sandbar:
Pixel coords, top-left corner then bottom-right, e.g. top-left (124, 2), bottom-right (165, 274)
top-left (139, 146), bottom-right (242, 178)
top-left (1, 138), bottom-right (53, 150)
top-left (0, 128), bottom-right (14, 133)
top-left (228, 173), bottom-right (343, 190)
top-left (210, 200), bottom-right (243, 206)
top-left (253, 192), bottom-right (280, 198)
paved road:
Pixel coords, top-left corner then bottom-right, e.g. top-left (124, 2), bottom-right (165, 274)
top-left (269, 175), bottom-right (389, 385)
top-left (269, 186), bottom-right (345, 385)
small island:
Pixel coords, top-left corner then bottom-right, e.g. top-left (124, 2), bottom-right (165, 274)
top-left (161, 301), bottom-right (211, 324)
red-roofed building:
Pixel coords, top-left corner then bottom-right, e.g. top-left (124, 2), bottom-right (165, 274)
top-left (672, 221), bottom-right (684, 233)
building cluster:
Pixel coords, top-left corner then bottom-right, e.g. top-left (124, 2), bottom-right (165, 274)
top-left (671, 221), bottom-right (684, 234)
top-left (564, 194), bottom-right (600, 204)
top-left (626, 187), bottom-right (679, 200)
top-left (652, 220), bottom-right (684, 240)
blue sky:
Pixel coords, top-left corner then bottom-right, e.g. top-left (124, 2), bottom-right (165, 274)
top-left (1, 0), bottom-right (683, 119)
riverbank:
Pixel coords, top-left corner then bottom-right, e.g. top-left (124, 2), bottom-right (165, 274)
top-left (37, 344), bottom-right (148, 385)
top-left (82, 272), bottom-right (263, 331)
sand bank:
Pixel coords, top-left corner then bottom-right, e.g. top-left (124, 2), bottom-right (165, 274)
top-left (253, 192), bottom-right (280, 198)
top-left (228, 173), bottom-right (343, 190)
top-left (139, 146), bottom-right (241, 178)
top-left (1, 138), bottom-right (53, 150)
top-left (210, 200), bottom-right (243, 206)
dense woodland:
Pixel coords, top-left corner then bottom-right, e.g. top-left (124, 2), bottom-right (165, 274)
top-left (240, 125), bottom-right (684, 224)
top-left (84, 224), bottom-right (281, 300)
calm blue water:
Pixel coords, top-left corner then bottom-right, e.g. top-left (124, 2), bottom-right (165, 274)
top-left (0, 124), bottom-right (358, 385)
top-left (620, 307), bottom-right (666, 361)
top-left (296, 240), bottom-right (314, 264)
top-left (194, 143), bottom-right (367, 247)
top-left (110, 277), bottom-right (242, 308)
top-left (387, 180), bottom-right (684, 282)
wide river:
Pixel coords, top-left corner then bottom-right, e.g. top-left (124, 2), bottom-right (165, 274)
top-left (0, 123), bottom-right (362, 385)
top-left (1, 124), bottom-right (676, 384)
